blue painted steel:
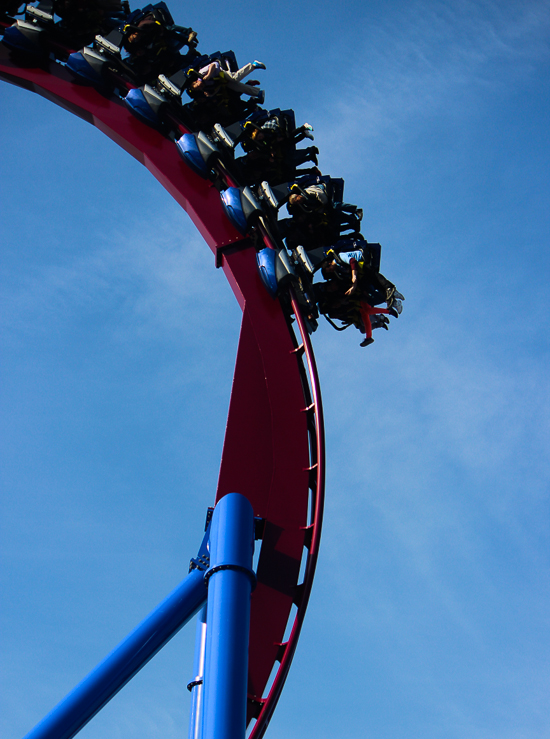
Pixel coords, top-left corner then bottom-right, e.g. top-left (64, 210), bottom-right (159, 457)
top-left (203, 493), bottom-right (255, 739)
top-left (2, 25), bottom-right (41, 54)
top-left (239, 187), bottom-right (262, 224)
top-left (220, 189), bottom-right (248, 234)
top-left (188, 606), bottom-right (208, 739)
top-left (176, 134), bottom-right (211, 178)
top-left (256, 247), bottom-right (278, 297)
top-left (24, 568), bottom-right (208, 739)
top-left (125, 88), bottom-right (161, 127)
top-left (66, 52), bottom-right (103, 85)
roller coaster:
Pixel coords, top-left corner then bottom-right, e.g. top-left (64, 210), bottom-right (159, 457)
top-left (1, 3), bottom-right (404, 738)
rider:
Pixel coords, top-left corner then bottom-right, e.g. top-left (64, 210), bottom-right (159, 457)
top-left (121, 2), bottom-right (198, 80)
top-left (237, 117), bottom-right (319, 185)
top-left (186, 58), bottom-right (265, 102)
top-left (284, 181), bottom-right (337, 250)
top-left (319, 247), bottom-right (404, 347)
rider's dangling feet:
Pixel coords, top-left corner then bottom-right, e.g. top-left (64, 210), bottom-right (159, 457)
top-left (360, 337), bottom-right (375, 347)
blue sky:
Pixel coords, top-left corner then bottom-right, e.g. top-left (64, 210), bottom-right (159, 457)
top-left (1, 1), bottom-right (550, 738)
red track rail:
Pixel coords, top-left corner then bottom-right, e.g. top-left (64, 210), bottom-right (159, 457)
top-left (248, 291), bottom-right (325, 739)
top-left (0, 41), bottom-right (325, 738)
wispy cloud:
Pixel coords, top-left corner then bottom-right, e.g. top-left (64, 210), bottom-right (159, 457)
top-left (315, 303), bottom-right (550, 628)
top-left (313, 0), bottom-right (550, 171)
top-left (1, 207), bottom-right (239, 343)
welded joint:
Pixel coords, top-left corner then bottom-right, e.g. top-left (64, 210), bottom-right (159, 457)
top-left (247, 696), bottom-right (266, 719)
top-left (204, 563), bottom-right (257, 590)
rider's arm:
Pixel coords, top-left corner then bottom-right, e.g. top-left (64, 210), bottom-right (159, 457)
top-left (339, 252), bottom-right (361, 295)
top-left (200, 62), bottom-right (220, 81)
top-left (305, 184), bottom-right (328, 206)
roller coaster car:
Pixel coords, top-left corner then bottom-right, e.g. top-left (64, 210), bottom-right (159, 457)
top-left (3, 0), bottom-right (125, 60)
top-left (331, 237), bottom-right (382, 274)
top-left (184, 87), bottom-right (259, 133)
top-left (256, 246), bottom-right (296, 296)
top-left (68, 2), bottom-right (198, 90)
top-left (220, 186), bottom-right (264, 234)
top-left (125, 51), bottom-right (245, 132)
top-left (121, 0), bottom-right (176, 42)
top-left (289, 173), bottom-right (344, 206)
top-left (315, 239), bottom-right (388, 319)
top-left (255, 243), bottom-right (319, 332)
top-left (241, 183), bottom-right (375, 328)
top-left (219, 179), bottom-right (290, 235)
top-left (66, 27), bottom-right (126, 86)
top-left (173, 109), bottom-right (303, 189)
top-left (219, 175), bottom-right (361, 257)
top-left (219, 107), bottom-right (297, 147)
top-left (217, 183), bottom-right (318, 329)
top-left (119, 3), bottom-right (198, 82)
top-left (175, 130), bottom-right (226, 178)
top-left (292, 174), bottom-right (363, 224)
top-left (3, 2), bottom-right (56, 55)
top-left (180, 52), bottom-right (262, 130)
top-left (220, 109), bottom-right (319, 187)
top-left (302, 238), bottom-right (393, 340)
top-left (123, 52), bottom-right (207, 125)
top-left (277, 174), bottom-right (364, 250)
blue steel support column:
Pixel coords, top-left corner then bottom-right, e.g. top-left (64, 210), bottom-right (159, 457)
top-left (24, 568), bottom-right (207, 739)
top-left (188, 606), bottom-right (207, 739)
top-left (203, 493), bottom-right (255, 739)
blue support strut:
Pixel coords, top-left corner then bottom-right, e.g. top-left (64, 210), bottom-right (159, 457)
top-left (24, 568), bottom-right (208, 739)
top-left (203, 493), bottom-right (256, 739)
top-left (188, 605), bottom-right (207, 739)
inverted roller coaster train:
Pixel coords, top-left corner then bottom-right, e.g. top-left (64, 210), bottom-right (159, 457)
top-left (0, 3), bottom-right (402, 738)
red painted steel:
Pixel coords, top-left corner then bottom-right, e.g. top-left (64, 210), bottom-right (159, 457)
top-left (0, 42), bottom-right (325, 737)
top-left (249, 291), bottom-right (325, 738)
